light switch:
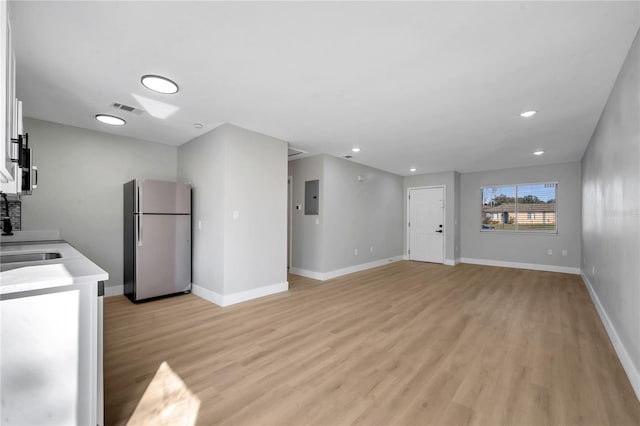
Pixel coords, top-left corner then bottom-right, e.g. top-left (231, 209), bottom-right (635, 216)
top-left (233, 210), bottom-right (239, 220)
top-left (198, 220), bottom-right (202, 230)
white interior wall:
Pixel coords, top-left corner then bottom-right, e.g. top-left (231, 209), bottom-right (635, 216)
top-left (223, 124), bottom-right (288, 295)
top-left (177, 125), bottom-right (226, 295)
top-left (177, 124), bottom-right (288, 305)
top-left (460, 162), bottom-right (582, 273)
top-left (289, 154), bottom-right (403, 278)
top-left (323, 155), bottom-right (404, 272)
top-left (21, 118), bottom-right (178, 294)
top-left (288, 155), bottom-right (325, 273)
top-left (581, 29), bottom-right (640, 399)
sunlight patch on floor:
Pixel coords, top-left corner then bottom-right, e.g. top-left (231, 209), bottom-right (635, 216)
top-left (127, 361), bottom-right (200, 426)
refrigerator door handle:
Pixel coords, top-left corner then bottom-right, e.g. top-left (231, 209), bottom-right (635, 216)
top-left (137, 182), bottom-right (143, 246)
top-left (138, 214), bottom-right (143, 247)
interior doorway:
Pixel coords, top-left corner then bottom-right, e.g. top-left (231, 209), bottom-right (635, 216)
top-left (408, 186), bottom-right (445, 263)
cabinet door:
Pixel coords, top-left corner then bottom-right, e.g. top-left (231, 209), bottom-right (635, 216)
top-left (0, 2), bottom-right (16, 183)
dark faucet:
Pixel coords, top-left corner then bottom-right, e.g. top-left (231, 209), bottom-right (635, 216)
top-left (1, 191), bottom-right (13, 236)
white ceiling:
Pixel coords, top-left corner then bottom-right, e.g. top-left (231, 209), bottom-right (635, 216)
top-left (10, 1), bottom-right (639, 175)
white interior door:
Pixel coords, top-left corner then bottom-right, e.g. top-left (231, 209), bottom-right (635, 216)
top-left (409, 187), bottom-right (444, 263)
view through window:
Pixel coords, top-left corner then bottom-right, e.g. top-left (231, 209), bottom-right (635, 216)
top-left (481, 183), bottom-right (557, 232)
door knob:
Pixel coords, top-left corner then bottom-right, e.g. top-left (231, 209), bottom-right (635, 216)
top-left (435, 230), bottom-right (443, 233)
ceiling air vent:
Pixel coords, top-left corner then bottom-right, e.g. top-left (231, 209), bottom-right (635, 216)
top-left (288, 147), bottom-right (306, 158)
top-left (111, 102), bottom-right (144, 115)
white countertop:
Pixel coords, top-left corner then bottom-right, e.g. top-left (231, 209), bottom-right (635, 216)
top-left (0, 241), bottom-right (109, 295)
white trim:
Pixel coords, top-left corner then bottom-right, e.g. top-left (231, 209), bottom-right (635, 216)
top-left (289, 267), bottom-right (326, 281)
top-left (290, 256), bottom-right (404, 281)
top-left (582, 272), bottom-right (640, 401)
top-left (407, 185), bottom-right (446, 264)
top-left (191, 284), bottom-right (224, 306)
top-left (104, 284), bottom-right (123, 297)
top-left (443, 259), bottom-right (457, 266)
top-left (460, 257), bottom-right (580, 274)
top-left (224, 282), bottom-right (288, 306)
top-left (192, 281), bottom-right (288, 307)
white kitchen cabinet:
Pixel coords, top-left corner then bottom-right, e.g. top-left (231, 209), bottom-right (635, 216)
top-left (1, 0), bottom-right (18, 183)
top-left (0, 242), bottom-right (108, 426)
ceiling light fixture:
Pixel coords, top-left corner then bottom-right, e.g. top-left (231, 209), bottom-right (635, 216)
top-left (141, 75), bottom-right (179, 94)
top-left (520, 110), bottom-right (537, 118)
top-left (95, 114), bottom-right (125, 126)
top-left (533, 150), bottom-right (544, 156)
top-left (352, 147), bottom-right (361, 153)
top-left (409, 168), bottom-right (417, 172)
top-left (194, 123), bottom-right (203, 129)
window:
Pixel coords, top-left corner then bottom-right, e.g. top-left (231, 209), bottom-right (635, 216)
top-left (481, 183), bottom-right (557, 232)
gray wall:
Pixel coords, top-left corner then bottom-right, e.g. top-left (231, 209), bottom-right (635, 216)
top-left (582, 30), bottom-right (640, 388)
top-left (178, 124), bottom-right (288, 296)
top-left (323, 155), bottom-right (403, 271)
top-left (177, 125), bottom-right (226, 295)
top-left (289, 154), bottom-right (403, 274)
top-left (403, 171), bottom-right (458, 262)
top-left (460, 162), bottom-right (582, 269)
top-left (21, 118), bottom-right (178, 292)
top-left (288, 155), bottom-right (325, 272)
top-left (223, 124), bottom-right (288, 293)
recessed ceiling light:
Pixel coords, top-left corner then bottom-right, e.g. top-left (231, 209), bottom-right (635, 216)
top-left (352, 147), bottom-right (361, 153)
top-left (520, 110), bottom-right (537, 118)
top-left (95, 114), bottom-right (125, 126)
top-left (409, 168), bottom-right (417, 172)
top-left (141, 75), bottom-right (179, 94)
top-left (194, 123), bottom-right (203, 129)
top-left (533, 150), bottom-right (544, 156)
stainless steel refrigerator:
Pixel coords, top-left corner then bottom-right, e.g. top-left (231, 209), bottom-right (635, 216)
top-left (123, 179), bottom-right (191, 302)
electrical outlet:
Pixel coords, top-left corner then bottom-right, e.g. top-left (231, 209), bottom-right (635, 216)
top-left (354, 248), bottom-right (358, 256)
top-left (562, 249), bottom-right (567, 257)
top-left (370, 247), bottom-right (374, 253)
top-left (592, 265), bottom-right (595, 275)
top-left (198, 220), bottom-right (202, 230)
top-left (547, 249), bottom-right (553, 255)
top-left (316, 218), bottom-right (320, 225)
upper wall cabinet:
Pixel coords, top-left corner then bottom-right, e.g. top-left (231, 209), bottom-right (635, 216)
top-left (1, 1), bottom-right (18, 183)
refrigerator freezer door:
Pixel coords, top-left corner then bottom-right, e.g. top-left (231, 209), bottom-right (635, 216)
top-left (138, 179), bottom-right (191, 214)
top-left (135, 215), bottom-right (191, 300)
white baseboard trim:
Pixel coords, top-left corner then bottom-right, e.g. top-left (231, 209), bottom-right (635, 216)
top-left (192, 281), bottom-right (288, 307)
top-left (289, 267), bottom-right (326, 281)
top-left (224, 281), bottom-right (288, 306)
top-left (460, 257), bottom-right (580, 275)
top-left (104, 285), bottom-right (123, 297)
top-left (290, 256), bottom-right (404, 281)
top-left (444, 258), bottom-right (459, 266)
top-left (582, 272), bottom-right (640, 401)
top-left (192, 284), bottom-right (224, 306)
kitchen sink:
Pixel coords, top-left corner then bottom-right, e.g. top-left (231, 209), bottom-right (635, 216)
top-left (0, 252), bottom-right (62, 264)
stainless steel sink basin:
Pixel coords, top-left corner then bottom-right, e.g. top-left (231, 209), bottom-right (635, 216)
top-left (0, 252), bottom-right (62, 264)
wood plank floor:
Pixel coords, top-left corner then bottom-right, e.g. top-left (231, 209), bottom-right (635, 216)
top-left (104, 261), bottom-right (640, 425)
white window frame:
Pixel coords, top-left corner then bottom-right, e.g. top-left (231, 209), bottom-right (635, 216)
top-left (480, 181), bottom-right (558, 234)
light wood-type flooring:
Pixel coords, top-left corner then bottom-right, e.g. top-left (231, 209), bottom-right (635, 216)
top-left (104, 261), bottom-right (640, 425)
